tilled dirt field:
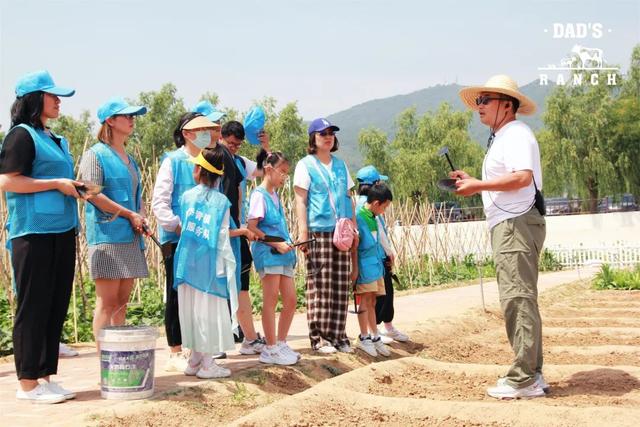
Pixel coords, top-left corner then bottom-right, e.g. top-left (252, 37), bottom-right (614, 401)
top-left (95, 281), bottom-right (640, 426)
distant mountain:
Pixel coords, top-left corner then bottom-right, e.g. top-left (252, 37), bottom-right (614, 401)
top-left (326, 80), bottom-right (555, 170)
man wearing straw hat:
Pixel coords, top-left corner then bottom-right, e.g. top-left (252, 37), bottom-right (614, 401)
top-left (451, 75), bottom-right (548, 399)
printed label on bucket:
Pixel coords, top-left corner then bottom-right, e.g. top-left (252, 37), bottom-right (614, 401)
top-left (101, 349), bottom-right (154, 392)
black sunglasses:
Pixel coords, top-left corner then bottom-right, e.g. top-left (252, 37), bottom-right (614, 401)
top-left (475, 95), bottom-right (511, 106)
top-left (114, 114), bottom-right (137, 119)
top-left (318, 130), bottom-right (335, 137)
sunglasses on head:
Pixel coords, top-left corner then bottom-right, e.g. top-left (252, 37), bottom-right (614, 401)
top-left (475, 95), bottom-right (511, 106)
top-left (318, 130), bottom-right (335, 137)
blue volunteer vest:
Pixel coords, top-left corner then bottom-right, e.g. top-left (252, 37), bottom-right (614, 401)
top-left (4, 124), bottom-right (78, 239)
top-left (250, 187), bottom-right (297, 271)
top-left (157, 149), bottom-right (196, 244)
top-left (355, 206), bottom-right (385, 284)
top-left (173, 184), bottom-right (232, 298)
top-left (357, 194), bottom-right (389, 261)
top-left (234, 156), bottom-right (248, 225)
top-left (303, 155), bottom-right (350, 232)
top-left (85, 142), bottom-right (143, 248)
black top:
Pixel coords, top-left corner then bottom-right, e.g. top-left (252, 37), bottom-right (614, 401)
top-left (220, 144), bottom-right (243, 226)
top-left (0, 127), bottom-right (62, 176)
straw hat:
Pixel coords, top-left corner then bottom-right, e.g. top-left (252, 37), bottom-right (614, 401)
top-left (459, 74), bottom-right (536, 115)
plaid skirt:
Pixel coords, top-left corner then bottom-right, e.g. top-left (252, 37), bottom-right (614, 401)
top-left (305, 231), bottom-right (351, 349)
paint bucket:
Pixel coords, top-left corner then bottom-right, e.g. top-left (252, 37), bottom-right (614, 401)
top-left (98, 326), bottom-right (157, 400)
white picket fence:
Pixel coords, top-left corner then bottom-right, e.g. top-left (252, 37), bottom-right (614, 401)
top-left (548, 244), bottom-right (640, 269)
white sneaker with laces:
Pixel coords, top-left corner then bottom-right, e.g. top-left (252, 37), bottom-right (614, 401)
top-left (239, 337), bottom-right (266, 355)
top-left (497, 373), bottom-right (550, 393)
top-left (277, 341), bottom-right (301, 360)
top-left (164, 351), bottom-right (189, 372)
top-left (184, 354), bottom-right (202, 376)
top-left (381, 327), bottom-right (409, 342)
top-left (260, 346), bottom-right (297, 365)
top-left (357, 336), bottom-right (378, 357)
top-left (43, 381), bottom-right (76, 400)
top-left (196, 361), bottom-right (231, 379)
top-left (487, 381), bottom-right (545, 399)
top-left (372, 337), bottom-right (391, 357)
top-left (16, 384), bottom-right (66, 404)
top-left (59, 343), bottom-right (79, 358)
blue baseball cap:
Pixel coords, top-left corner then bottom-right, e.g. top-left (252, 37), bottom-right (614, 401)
top-left (15, 70), bottom-right (75, 98)
top-left (308, 118), bottom-right (339, 135)
top-left (97, 97), bottom-right (147, 124)
top-left (192, 100), bottom-right (226, 123)
top-left (356, 165), bottom-right (389, 185)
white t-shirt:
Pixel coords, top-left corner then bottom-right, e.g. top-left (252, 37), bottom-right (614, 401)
top-left (293, 158), bottom-right (355, 191)
top-left (247, 189), bottom-right (280, 221)
top-left (239, 155), bottom-right (258, 181)
top-left (482, 120), bottom-right (542, 230)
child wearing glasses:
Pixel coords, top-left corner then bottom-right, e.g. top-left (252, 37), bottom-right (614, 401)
top-left (173, 144), bottom-right (238, 379)
top-left (354, 183), bottom-right (393, 358)
top-left (247, 150), bottom-right (300, 365)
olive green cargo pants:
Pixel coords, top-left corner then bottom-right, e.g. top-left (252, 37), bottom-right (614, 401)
top-left (490, 208), bottom-right (546, 388)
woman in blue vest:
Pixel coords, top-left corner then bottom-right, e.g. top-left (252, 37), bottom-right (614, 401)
top-left (0, 70), bottom-right (80, 403)
top-left (247, 150), bottom-right (299, 366)
top-left (78, 97), bottom-right (149, 353)
top-left (151, 112), bottom-right (221, 371)
top-left (173, 145), bottom-right (237, 379)
top-left (293, 118), bottom-right (357, 354)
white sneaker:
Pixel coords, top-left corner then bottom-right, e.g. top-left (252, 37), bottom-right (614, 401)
top-left (43, 381), bottom-right (76, 400)
top-left (277, 341), bottom-right (301, 360)
top-left (184, 354), bottom-right (202, 376)
top-left (16, 384), bottom-right (66, 404)
top-left (380, 327), bottom-right (409, 342)
top-left (164, 351), bottom-right (189, 372)
top-left (497, 373), bottom-right (550, 393)
top-left (357, 336), bottom-right (378, 357)
top-left (260, 346), bottom-right (298, 365)
top-left (372, 337), bottom-right (391, 357)
top-left (315, 345), bottom-right (337, 354)
top-left (487, 381), bottom-right (545, 399)
top-left (336, 343), bottom-right (353, 353)
top-left (196, 361), bottom-right (231, 379)
top-left (59, 343), bottom-right (79, 358)
top-left (379, 334), bottom-right (394, 344)
top-left (239, 336), bottom-right (266, 355)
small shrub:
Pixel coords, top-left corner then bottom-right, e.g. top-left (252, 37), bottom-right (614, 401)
top-left (593, 264), bottom-right (640, 290)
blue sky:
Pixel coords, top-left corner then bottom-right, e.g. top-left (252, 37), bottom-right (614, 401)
top-left (1, 0), bottom-right (638, 130)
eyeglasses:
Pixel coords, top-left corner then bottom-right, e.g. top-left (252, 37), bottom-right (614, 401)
top-left (318, 130), bottom-right (335, 137)
top-left (114, 114), bottom-right (136, 120)
top-left (475, 95), bottom-right (511, 106)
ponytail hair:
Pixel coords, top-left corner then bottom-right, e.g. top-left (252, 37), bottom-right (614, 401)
top-left (256, 149), bottom-right (288, 171)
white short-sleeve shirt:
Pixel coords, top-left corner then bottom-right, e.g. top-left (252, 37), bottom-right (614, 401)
top-left (293, 158), bottom-right (355, 191)
top-left (482, 120), bottom-right (542, 230)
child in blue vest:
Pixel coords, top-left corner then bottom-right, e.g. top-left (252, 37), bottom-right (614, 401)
top-left (356, 166), bottom-right (409, 343)
top-left (355, 183), bottom-right (393, 358)
top-left (173, 145), bottom-right (238, 379)
top-left (247, 150), bottom-right (299, 366)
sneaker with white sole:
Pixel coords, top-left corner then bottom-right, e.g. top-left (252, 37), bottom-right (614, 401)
top-left (315, 344), bottom-right (337, 354)
top-left (196, 361), bottom-right (231, 379)
top-left (184, 354), bottom-right (202, 376)
top-left (497, 373), bottom-right (550, 394)
top-left (277, 341), bottom-right (301, 360)
top-left (372, 337), bottom-right (391, 357)
top-left (379, 334), bottom-right (394, 344)
top-left (380, 327), bottom-right (409, 342)
top-left (164, 351), bottom-right (189, 372)
top-left (43, 381), bottom-right (76, 400)
top-left (239, 335), bottom-right (266, 355)
top-left (16, 384), bottom-right (66, 404)
top-left (487, 381), bottom-right (545, 399)
top-left (259, 346), bottom-right (297, 365)
top-left (336, 343), bottom-right (353, 353)
top-left (59, 343), bottom-right (79, 358)
top-left (357, 335), bottom-right (378, 357)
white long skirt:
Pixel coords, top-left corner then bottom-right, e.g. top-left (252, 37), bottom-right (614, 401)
top-left (178, 285), bottom-right (236, 354)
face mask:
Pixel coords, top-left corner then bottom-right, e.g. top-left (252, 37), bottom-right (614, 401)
top-left (192, 131), bottom-right (212, 149)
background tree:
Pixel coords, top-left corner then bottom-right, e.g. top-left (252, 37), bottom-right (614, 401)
top-left (49, 111), bottom-right (95, 159)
